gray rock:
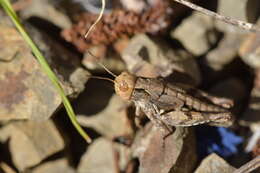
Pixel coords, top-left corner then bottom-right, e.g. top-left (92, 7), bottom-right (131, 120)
top-left (131, 124), bottom-right (197, 173)
top-left (195, 153), bottom-right (236, 173)
top-left (121, 34), bottom-right (201, 85)
top-left (77, 94), bottom-right (133, 138)
top-left (114, 142), bottom-right (132, 171)
top-left (120, 0), bottom-right (147, 13)
top-left (31, 159), bottom-right (75, 173)
top-left (69, 68), bottom-right (91, 96)
top-left (0, 25), bottom-right (61, 121)
top-left (0, 120), bottom-right (64, 171)
top-left (0, 25), bottom-right (28, 62)
top-left (20, 0), bottom-right (72, 29)
top-left (172, 12), bottom-right (216, 56)
top-left (82, 44), bottom-right (107, 70)
top-left (239, 31), bottom-right (260, 68)
top-left (77, 138), bottom-right (120, 173)
top-left (206, 33), bottom-right (243, 70)
top-left (26, 24), bottom-right (89, 98)
top-left (82, 44), bottom-right (125, 72)
top-left (0, 19), bottom-right (89, 120)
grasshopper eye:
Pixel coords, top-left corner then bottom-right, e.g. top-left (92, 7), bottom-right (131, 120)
top-left (114, 72), bottom-right (136, 100)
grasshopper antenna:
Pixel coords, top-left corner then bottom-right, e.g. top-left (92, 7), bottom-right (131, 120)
top-left (88, 75), bottom-right (115, 83)
top-left (86, 51), bottom-right (118, 78)
top-left (83, 0), bottom-right (117, 78)
top-left (97, 62), bottom-right (118, 78)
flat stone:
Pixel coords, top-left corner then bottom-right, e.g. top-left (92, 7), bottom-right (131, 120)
top-left (0, 25), bottom-right (28, 62)
top-left (172, 12), bottom-right (216, 56)
top-left (131, 124), bottom-right (197, 173)
top-left (195, 153), bottom-right (236, 173)
top-left (69, 68), bottom-right (91, 95)
top-left (32, 159), bottom-right (75, 173)
top-left (82, 44), bottom-right (107, 70)
top-left (114, 142), bottom-right (132, 171)
top-left (0, 25), bottom-right (61, 121)
top-left (25, 23), bottom-right (89, 98)
top-left (121, 34), bottom-right (201, 85)
top-left (82, 45), bottom-right (125, 72)
top-left (20, 0), bottom-right (72, 29)
top-left (0, 120), bottom-right (64, 171)
top-left (77, 95), bottom-right (133, 138)
top-left (239, 32), bottom-right (260, 68)
top-left (77, 138), bottom-right (119, 173)
top-left (206, 33), bottom-right (243, 70)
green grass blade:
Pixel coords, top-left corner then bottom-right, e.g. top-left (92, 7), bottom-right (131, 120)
top-left (0, 0), bottom-right (92, 143)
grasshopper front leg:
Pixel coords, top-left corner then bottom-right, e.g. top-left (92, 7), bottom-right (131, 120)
top-left (132, 89), bottom-right (173, 132)
top-left (134, 101), bottom-right (172, 133)
top-left (134, 105), bottom-right (145, 128)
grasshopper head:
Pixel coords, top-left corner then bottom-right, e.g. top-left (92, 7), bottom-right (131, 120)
top-left (114, 72), bottom-right (136, 100)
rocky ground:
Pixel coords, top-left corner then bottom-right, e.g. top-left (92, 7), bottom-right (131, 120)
top-left (0, 0), bottom-right (260, 173)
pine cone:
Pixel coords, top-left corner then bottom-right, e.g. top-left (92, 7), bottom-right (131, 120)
top-left (61, 0), bottom-right (173, 52)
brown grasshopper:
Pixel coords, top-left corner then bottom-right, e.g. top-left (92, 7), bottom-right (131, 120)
top-left (113, 71), bottom-right (234, 132)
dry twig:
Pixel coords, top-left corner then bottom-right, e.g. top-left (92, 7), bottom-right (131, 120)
top-left (84, 0), bottom-right (105, 39)
top-left (172, 0), bottom-right (260, 32)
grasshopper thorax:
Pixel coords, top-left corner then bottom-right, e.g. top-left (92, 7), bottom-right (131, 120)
top-left (114, 72), bottom-right (136, 100)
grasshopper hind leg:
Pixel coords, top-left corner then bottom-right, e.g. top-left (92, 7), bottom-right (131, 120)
top-left (134, 105), bottom-right (146, 128)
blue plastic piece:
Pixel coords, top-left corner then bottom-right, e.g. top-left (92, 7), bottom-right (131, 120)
top-left (196, 126), bottom-right (243, 158)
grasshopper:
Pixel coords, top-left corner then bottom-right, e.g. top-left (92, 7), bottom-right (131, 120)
top-left (78, 0), bottom-right (256, 142)
top-left (113, 71), bottom-right (234, 132)
top-left (86, 47), bottom-right (233, 133)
